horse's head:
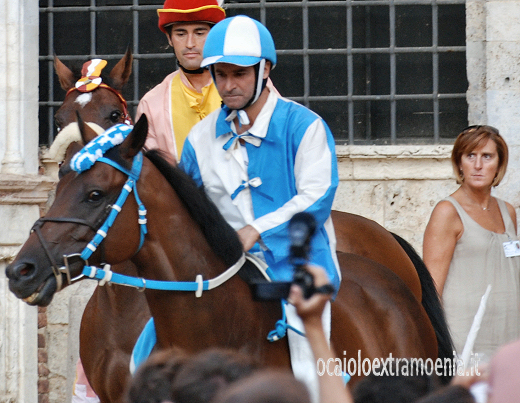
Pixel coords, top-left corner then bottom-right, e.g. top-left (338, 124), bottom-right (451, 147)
top-left (53, 48), bottom-right (133, 133)
top-left (5, 115), bottom-right (148, 306)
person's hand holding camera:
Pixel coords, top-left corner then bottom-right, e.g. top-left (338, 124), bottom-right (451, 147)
top-left (289, 264), bottom-right (354, 403)
top-left (288, 264), bottom-right (333, 324)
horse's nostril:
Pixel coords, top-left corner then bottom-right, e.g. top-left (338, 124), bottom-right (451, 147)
top-left (19, 266), bottom-right (30, 276)
top-left (6, 262), bottom-right (35, 280)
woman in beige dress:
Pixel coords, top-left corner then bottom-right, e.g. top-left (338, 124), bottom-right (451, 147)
top-left (423, 125), bottom-right (520, 360)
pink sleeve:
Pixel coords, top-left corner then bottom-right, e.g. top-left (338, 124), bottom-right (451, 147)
top-left (136, 73), bottom-right (178, 164)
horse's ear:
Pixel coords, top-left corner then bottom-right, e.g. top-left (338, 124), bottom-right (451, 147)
top-left (120, 115), bottom-right (148, 159)
top-left (64, 141), bottom-right (84, 164)
top-left (76, 111), bottom-right (99, 144)
top-left (54, 55), bottom-right (76, 91)
top-left (109, 47), bottom-right (133, 91)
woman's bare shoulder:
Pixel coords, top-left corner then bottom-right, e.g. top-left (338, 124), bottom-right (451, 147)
top-left (431, 199), bottom-right (459, 218)
top-left (426, 198), bottom-right (463, 235)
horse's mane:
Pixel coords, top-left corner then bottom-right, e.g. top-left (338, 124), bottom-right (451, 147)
top-left (145, 149), bottom-right (244, 267)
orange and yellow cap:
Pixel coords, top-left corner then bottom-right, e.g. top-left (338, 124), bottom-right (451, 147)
top-left (158, 0), bottom-right (226, 33)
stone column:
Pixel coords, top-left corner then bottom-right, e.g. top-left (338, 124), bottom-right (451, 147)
top-left (0, 0), bottom-right (39, 175)
top-left (483, 0), bottom-right (520, 210)
top-left (0, 260), bottom-right (38, 403)
top-left (466, 0), bottom-right (487, 124)
top-left (0, 176), bottom-right (55, 403)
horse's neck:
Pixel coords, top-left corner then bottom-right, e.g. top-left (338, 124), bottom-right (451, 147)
top-left (132, 163), bottom-right (228, 280)
top-left (133, 195), bottom-right (227, 282)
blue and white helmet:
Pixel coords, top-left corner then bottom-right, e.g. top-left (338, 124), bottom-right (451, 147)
top-left (201, 15), bottom-right (277, 107)
top-left (201, 15), bottom-right (276, 68)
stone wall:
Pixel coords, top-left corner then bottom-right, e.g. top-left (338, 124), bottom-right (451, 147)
top-left (0, 175), bottom-right (55, 403)
top-left (333, 146), bottom-right (459, 250)
top-left (0, 0), bottom-right (42, 399)
top-left (41, 282), bottom-right (97, 403)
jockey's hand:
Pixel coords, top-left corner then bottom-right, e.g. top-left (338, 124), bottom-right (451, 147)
top-left (237, 225), bottom-right (260, 252)
top-left (288, 265), bottom-right (332, 325)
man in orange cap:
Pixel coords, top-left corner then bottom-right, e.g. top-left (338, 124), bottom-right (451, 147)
top-left (136, 0), bottom-right (226, 164)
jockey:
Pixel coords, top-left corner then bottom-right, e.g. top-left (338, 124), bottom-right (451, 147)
top-left (179, 15), bottom-right (340, 402)
top-left (136, 0), bottom-right (226, 163)
top-left (180, 15), bottom-right (340, 292)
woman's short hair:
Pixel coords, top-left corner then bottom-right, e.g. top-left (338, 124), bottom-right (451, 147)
top-left (451, 125), bottom-right (508, 186)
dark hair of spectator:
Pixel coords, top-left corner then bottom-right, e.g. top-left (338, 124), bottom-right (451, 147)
top-left (172, 348), bottom-right (259, 403)
top-left (211, 369), bottom-right (310, 403)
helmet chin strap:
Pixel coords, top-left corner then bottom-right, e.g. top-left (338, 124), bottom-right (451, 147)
top-left (234, 59), bottom-right (267, 126)
top-left (177, 60), bottom-right (207, 75)
top-left (243, 59), bottom-right (267, 109)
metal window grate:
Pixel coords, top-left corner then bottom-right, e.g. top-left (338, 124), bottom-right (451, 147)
top-left (39, 0), bottom-right (467, 146)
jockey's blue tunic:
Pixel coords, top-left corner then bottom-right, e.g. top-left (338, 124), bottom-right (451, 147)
top-left (180, 90), bottom-right (340, 289)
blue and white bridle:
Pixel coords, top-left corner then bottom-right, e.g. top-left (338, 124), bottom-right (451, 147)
top-left (55, 124), bottom-right (248, 297)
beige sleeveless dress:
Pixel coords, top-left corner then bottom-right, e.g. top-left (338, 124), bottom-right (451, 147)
top-left (442, 196), bottom-right (520, 360)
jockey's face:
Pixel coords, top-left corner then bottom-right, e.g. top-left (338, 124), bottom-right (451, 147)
top-left (213, 63), bottom-right (257, 110)
top-left (167, 22), bottom-right (211, 71)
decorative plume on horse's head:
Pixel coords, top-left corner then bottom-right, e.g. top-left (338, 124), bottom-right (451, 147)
top-left (71, 124), bottom-right (133, 172)
top-left (46, 121), bottom-right (105, 163)
top-left (75, 59), bottom-right (108, 92)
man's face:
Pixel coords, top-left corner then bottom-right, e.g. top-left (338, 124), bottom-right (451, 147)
top-left (167, 22), bottom-right (211, 71)
top-left (213, 63), bottom-right (257, 110)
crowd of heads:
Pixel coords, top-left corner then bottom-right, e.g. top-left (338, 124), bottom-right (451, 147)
top-left (126, 347), bottom-right (484, 403)
top-left (125, 347), bottom-right (310, 403)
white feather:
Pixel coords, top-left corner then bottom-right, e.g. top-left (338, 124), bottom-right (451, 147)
top-left (461, 284), bottom-right (492, 370)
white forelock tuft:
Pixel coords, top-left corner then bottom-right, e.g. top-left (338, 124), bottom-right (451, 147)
top-left (46, 122), bottom-right (105, 163)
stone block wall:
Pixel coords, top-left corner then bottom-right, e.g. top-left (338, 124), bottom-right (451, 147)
top-left (333, 146), bottom-right (459, 251)
top-left (0, 175), bottom-right (54, 403)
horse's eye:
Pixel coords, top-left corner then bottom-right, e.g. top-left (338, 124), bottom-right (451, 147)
top-left (88, 191), bottom-right (104, 202)
top-left (55, 119), bottom-right (63, 133)
top-left (109, 110), bottom-right (122, 123)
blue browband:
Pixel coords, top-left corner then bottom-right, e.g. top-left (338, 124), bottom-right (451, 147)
top-left (79, 152), bottom-right (148, 261)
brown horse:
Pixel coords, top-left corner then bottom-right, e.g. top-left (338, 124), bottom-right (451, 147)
top-left (50, 51), bottom-right (151, 403)
top-left (7, 117), bottom-right (453, 402)
top-left (29, 52), bottom-right (450, 402)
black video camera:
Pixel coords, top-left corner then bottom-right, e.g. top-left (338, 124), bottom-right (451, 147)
top-left (250, 212), bottom-right (334, 301)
